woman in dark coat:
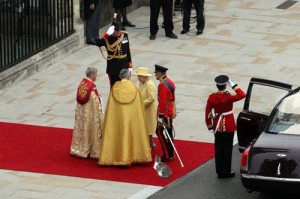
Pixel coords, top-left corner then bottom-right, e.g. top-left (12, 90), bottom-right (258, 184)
top-left (113, 0), bottom-right (135, 28)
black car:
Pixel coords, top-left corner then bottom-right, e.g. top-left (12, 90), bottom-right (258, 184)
top-left (237, 77), bottom-right (300, 194)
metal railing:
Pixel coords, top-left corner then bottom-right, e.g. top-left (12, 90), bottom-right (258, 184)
top-left (0, 0), bottom-right (75, 72)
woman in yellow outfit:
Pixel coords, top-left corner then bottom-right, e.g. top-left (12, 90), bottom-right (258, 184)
top-left (134, 67), bottom-right (157, 150)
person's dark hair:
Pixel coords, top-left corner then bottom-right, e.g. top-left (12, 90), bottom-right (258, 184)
top-left (216, 84), bottom-right (226, 91)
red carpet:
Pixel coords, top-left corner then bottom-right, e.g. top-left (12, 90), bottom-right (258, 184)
top-left (0, 122), bottom-right (214, 186)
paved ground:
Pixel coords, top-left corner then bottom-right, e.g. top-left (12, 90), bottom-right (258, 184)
top-left (0, 0), bottom-right (300, 198)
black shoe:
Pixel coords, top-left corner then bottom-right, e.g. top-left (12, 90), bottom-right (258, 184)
top-left (150, 34), bottom-right (156, 40)
top-left (180, 29), bottom-right (189, 34)
top-left (197, 29), bottom-right (203, 35)
top-left (218, 171), bottom-right (235, 179)
top-left (166, 33), bottom-right (178, 39)
top-left (86, 40), bottom-right (96, 45)
top-left (161, 155), bottom-right (174, 162)
top-left (122, 21), bottom-right (136, 28)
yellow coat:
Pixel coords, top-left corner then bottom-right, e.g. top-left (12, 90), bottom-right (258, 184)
top-left (98, 79), bottom-right (152, 166)
top-left (138, 78), bottom-right (157, 135)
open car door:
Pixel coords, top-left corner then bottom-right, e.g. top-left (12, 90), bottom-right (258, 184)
top-left (237, 77), bottom-right (293, 152)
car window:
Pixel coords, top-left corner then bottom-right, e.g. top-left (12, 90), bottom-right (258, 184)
top-left (249, 84), bottom-right (289, 115)
top-left (268, 91), bottom-right (300, 135)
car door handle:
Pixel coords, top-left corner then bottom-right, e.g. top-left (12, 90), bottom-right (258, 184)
top-left (240, 117), bottom-right (251, 121)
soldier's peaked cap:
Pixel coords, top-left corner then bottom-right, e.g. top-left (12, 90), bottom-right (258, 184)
top-left (214, 75), bottom-right (229, 85)
top-left (113, 21), bottom-right (122, 31)
top-left (154, 64), bottom-right (168, 73)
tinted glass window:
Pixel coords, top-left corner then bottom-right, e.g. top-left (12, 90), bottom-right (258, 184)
top-left (249, 84), bottom-right (289, 115)
top-left (268, 91), bottom-right (300, 135)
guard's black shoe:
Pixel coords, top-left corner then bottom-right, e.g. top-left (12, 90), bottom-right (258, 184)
top-left (180, 29), bottom-right (189, 34)
top-left (218, 171), bottom-right (235, 179)
top-left (166, 33), bottom-right (178, 39)
top-left (150, 34), bottom-right (156, 40)
top-left (197, 29), bottom-right (203, 35)
top-left (122, 21), bottom-right (136, 27)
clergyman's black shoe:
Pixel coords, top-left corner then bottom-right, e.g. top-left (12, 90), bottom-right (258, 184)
top-left (218, 171), bottom-right (235, 179)
top-left (180, 29), bottom-right (189, 34)
top-left (150, 34), bottom-right (156, 40)
top-left (166, 33), bottom-right (178, 39)
top-left (197, 29), bottom-right (203, 35)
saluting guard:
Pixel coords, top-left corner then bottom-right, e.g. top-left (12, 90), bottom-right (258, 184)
top-left (96, 21), bottom-right (133, 88)
top-left (205, 75), bottom-right (246, 178)
top-left (154, 64), bottom-right (176, 162)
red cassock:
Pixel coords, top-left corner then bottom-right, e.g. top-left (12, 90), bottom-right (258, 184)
top-left (76, 78), bottom-right (100, 105)
top-left (205, 88), bottom-right (246, 133)
top-left (158, 77), bottom-right (176, 118)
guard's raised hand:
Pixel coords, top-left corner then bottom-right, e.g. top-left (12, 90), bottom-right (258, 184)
top-left (228, 79), bottom-right (237, 89)
top-left (106, 25), bottom-right (115, 36)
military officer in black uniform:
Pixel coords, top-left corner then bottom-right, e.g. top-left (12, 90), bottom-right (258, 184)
top-left (96, 21), bottom-right (133, 88)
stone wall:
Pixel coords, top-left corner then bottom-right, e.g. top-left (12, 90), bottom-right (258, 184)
top-left (0, 0), bottom-right (148, 89)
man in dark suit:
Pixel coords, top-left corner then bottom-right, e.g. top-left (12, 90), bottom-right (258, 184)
top-left (95, 22), bottom-right (133, 88)
top-left (180, 0), bottom-right (205, 35)
top-left (84, 0), bottom-right (102, 45)
top-left (150, 0), bottom-right (178, 40)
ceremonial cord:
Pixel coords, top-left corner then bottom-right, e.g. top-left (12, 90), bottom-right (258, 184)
top-left (99, 33), bottom-right (126, 60)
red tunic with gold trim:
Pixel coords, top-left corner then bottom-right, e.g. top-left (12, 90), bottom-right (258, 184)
top-left (205, 88), bottom-right (246, 133)
top-left (76, 78), bottom-right (100, 105)
top-left (158, 76), bottom-right (176, 118)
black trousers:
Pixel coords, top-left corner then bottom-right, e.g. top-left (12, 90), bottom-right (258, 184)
top-left (156, 118), bottom-right (174, 159)
top-left (150, 0), bottom-right (174, 36)
top-left (214, 132), bottom-right (234, 175)
top-left (108, 74), bottom-right (121, 88)
top-left (182, 0), bottom-right (205, 31)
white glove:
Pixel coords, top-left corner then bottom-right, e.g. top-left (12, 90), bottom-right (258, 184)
top-left (209, 129), bottom-right (215, 134)
top-left (157, 117), bottom-right (163, 124)
top-left (106, 25), bottom-right (115, 36)
top-left (228, 79), bottom-right (237, 88)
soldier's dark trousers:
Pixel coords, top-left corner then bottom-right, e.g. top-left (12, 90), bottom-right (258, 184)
top-left (156, 119), bottom-right (174, 159)
top-left (108, 74), bottom-right (121, 88)
top-left (214, 132), bottom-right (234, 175)
top-left (150, 0), bottom-right (174, 36)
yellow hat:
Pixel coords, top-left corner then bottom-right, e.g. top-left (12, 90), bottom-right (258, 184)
top-left (134, 67), bottom-right (152, 76)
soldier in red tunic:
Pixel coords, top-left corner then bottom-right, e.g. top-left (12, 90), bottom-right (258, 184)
top-left (154, 64), bottom-right (176, 162)
top-left (205, 75), bottom-right (246, 178)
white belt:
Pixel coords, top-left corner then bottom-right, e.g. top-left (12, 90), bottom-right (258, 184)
top-left (214, 110), bottom-right (233, 133)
